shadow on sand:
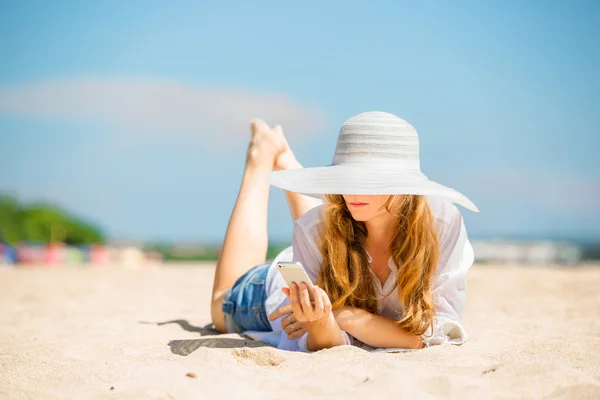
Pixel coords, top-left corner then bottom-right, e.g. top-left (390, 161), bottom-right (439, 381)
top-left (140, 319), bottom-right (219, 336)
top-left (168, 337), bottom-right (270, 356)
top-left (140, 319), bottom-right (270, 356)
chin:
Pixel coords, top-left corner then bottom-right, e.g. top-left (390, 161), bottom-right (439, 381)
top-left (347, 210), bottom-right (372, 222)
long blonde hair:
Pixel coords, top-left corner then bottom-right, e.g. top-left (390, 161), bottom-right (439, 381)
top-left (317, 195), bottom-right (440, 335)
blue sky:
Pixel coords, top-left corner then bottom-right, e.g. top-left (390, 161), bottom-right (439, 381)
top-left (1, 0), bottom-right (599, 243)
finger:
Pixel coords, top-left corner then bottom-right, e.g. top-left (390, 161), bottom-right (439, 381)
top-left (313, 285), bottom-right (324, 315)
top-left (289, 283), bottom-right (304, 318)
top-left (321, 289), bottom-right (332, 314)
top-left (284, 322), bottom-right (293, 334)
top-left (288, 327), bottom-right (307, 340)
top-left (285, 320), bottom-right (304, 337)
top-left (289, 282), bottom-right (299, 305)
top-left (281, 314), bottom-right (295, 330)
top-left (299, 283), bottom-right (314, 318)
top-left (268, 305), bottom-right (287, 322)
top-left (281, 287), bottom-right (290, 298)
top-left (268, 303), bottom-right (293, 321)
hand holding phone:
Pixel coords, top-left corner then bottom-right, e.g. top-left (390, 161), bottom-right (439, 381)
top-left (277, 261), bottom-right (333, 325)
top-left (277, 261), bottom-right (315, 302)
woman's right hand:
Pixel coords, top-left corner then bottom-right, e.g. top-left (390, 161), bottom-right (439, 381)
top-left (282, 282), bottom-right (332, 324)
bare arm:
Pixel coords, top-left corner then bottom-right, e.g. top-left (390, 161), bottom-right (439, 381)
top-left (334, 307), bottom-right (424, 349)
top-left (306, 312), bottom-right (347, 351)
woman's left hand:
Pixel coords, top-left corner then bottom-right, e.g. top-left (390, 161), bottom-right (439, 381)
top-left (268, 304), bottom-right (308, 340)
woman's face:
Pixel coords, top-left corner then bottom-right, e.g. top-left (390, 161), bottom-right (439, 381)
top-left (342, 195), bottom-right (398, 222)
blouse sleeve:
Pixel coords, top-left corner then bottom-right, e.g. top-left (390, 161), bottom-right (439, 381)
top-left (291, 221), bottom-right (322, 284)
top-left (422, 209), bottom-right (474, 346)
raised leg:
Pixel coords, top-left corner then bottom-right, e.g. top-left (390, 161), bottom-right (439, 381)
top-left (210, 122), bottom-right (323, 332)
top-left (210, 120), bottom-right (284, 332)
top-left (272, 125), bottom-right (324, 221)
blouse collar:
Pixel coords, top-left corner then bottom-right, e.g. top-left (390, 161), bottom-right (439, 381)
top-left (365, 250), bottom-right (396, 270)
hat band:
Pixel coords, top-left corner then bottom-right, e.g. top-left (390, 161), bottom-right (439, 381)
top-left (332, 153), bottom-right (421, 169)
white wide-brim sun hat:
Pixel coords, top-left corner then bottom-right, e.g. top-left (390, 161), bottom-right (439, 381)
top-left (266, 111), bottom-right (479, 213)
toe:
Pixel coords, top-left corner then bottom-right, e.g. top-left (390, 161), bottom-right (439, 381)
top-left (250, 119), bottom-right (270, 136)
top-left (271, 125), bottom-right (288, 153)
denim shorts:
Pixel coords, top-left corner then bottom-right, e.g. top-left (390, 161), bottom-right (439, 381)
top-left (222, 263), bottom-right (273, 334)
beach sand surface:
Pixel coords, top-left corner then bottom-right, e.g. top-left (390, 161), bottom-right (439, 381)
top-left (1, 263), bottom-right (599, 400)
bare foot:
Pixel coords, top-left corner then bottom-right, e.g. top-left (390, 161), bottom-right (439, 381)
top-left (246, 119), bottom-right (285, 171)
top-left (272, 125), bottom-right (302, 171)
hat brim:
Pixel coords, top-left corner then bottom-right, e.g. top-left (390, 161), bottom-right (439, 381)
top-left (266, 165), bottom-right (479, 213)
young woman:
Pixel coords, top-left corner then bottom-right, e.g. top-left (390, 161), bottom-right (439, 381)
top-left (210, 112), bottom-right (478, 352)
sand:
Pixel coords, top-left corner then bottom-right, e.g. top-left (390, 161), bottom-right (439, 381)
top-left (1, 263), bottom-right (599, 400)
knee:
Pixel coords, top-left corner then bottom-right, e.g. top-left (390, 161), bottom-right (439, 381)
top-left (210, 307), bottom-right (227, 333)
top-left (210, 290), bottom-right (228, 333)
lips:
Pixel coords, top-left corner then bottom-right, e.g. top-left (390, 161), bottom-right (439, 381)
top-left (348, 202), bottom-right (368, 208)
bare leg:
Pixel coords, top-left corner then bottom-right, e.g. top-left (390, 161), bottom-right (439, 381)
top-left (210, 122), bottom-right (324, 332)
top-left (210, 120), bottom-right (284, 332)
top-left (272, 125), bottom-right (324, 221)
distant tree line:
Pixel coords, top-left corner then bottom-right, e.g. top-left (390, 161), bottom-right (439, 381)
top-left (145, 243), bottom-right (290, 262)
top-left (0, 194), bottom-right (104, 245)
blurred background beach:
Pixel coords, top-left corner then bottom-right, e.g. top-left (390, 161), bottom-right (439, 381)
top-left (1, 1), bottom-right (599, 399)
top-left (1, 1), bottom-right (599, 267)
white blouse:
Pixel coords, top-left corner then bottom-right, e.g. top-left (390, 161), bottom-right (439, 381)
top-left (245, 196), bottom-right (474, 352)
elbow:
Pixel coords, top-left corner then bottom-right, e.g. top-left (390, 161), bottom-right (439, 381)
top-left (412, 337), bottom-right (426, 349)
top-left (306, 330), bottom-right (348, 352)
top-left (307, 339), bottom-right (345, 352)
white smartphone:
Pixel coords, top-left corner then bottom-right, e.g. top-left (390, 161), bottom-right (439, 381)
top-left (277, 261), bottom-right (315, 302)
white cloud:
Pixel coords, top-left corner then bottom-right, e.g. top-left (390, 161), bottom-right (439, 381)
top-left (0, 77), bottom-right (327, 143)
